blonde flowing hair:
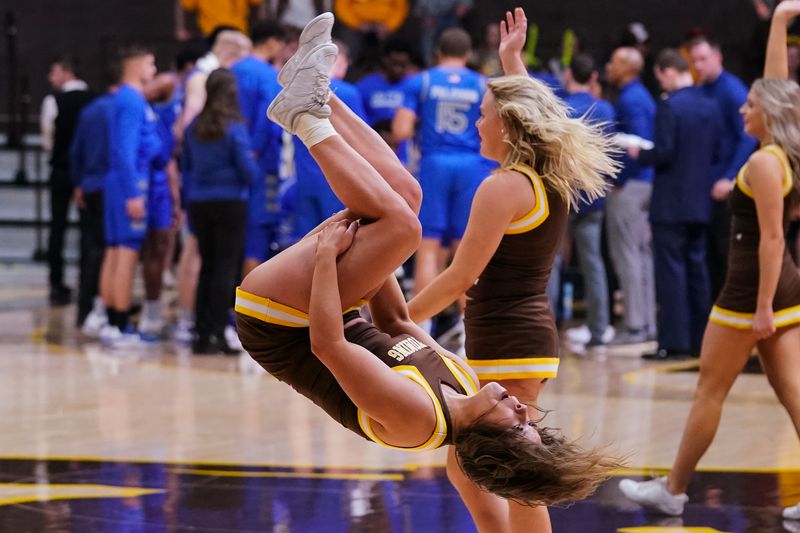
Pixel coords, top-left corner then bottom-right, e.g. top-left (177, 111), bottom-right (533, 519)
top-left (751, 78), bottom-right (800, 191)
top-left (487, 75), bottom-right (620, 208)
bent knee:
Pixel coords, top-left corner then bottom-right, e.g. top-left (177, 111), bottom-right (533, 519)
top-left (385, 204), bottom-right (422, 247)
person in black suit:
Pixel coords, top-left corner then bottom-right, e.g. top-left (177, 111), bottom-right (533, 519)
top-left (40, 57), bottom-right (96, 305)
top-left (627, 49), bottom-right (723, 360)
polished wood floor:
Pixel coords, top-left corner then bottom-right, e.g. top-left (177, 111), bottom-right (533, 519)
top-left (2, 267), bottom-right (800, 532)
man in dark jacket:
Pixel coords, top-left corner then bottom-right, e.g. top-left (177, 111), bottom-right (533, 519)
top-left (627, 49), bottom-right (723, 360)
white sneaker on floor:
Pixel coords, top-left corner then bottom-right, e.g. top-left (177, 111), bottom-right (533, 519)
top-left (277, 12), bottom-right (334, 86)
top-left (113, 326), bottom-right (158, 349)
top-left (139, 315), bottom-right (164, 337)
top-left (174, 320), bottom-right (194, 345)
top-left (81, 309), bottom-right (108, 337)
top-left (618, 477), bottom-right (688, 516)
top-left (784, 502), bottom-right (800, 520)
top-left (565, 325), bottom-right (591, 344)
top-left (224, 324), bottom-right (243, 352)
top-left (267, 43), bottom-right (338, 134)
top-left (99, 324), bottom-right (122, 345)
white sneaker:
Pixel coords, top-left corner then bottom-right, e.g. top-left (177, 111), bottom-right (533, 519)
top-left (784, 503), bottom-right (800, 520)
top-left (112, 326), bottom-right (158, 349)
top-left (565, 325), bottom-right (591, 344)
top-left (618, 477), bottom-right (688, 516)
top-left (277, 12), bottom-right (335, 87)
top-left (99, 324), bottom-right (122, 345)
top-left (267, 43), bottom-right (338, 134)
top-left (565, 325), bottom-right (615, 345)
top-left (81, 309), bottom-right (108, 338)
top-left (174, 319), bottom-right (194, 344)
top-left (139, 315), bottom-right (164, 337)
top-left (224, 324), bottom-right (243, 352)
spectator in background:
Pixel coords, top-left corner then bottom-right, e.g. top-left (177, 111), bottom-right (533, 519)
top-left (471, 20), bottom-right (503, 77)
top-left (292, 40), bottom-right (367, 240)
top-left (175, 0), bottom-right (266, 40)
top-left (393, 28), bottom-right (493, 336)
top-left (40, 56), bottom-right (95, 306)
top-left (98, 46), bottom-right (158, 347)
top-left (232, 21), bottom-right (285, 279)
top-left (415, 0), bottom-right (473, 66)
top-left (628, 49), bottom-right (723, 360)
top-left (71, 90), bottom-right (114, 332)
top-left (182, 69), bottom-right (257, 354)
top-left (272, 0), bottom-right (327, 29)
top-left (333, 0), bottom-right (408, 75)
top-left (563, 53), bottom-right (616, 354)
top-left (355, 37), bottom-right (414, 162)
top-left (173, 28), bottom-right (251, 345)
top-left (688, 36), bottom-right (758, 300)
top-left (605, 46), bottom-right (657, 345)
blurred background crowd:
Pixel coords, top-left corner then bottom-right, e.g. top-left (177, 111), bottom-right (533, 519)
top-left (3, 0), bottom-right (799, 358)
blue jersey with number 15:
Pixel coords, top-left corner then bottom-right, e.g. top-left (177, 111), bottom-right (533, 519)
top-left (401, 65), bottom-right (486, 156)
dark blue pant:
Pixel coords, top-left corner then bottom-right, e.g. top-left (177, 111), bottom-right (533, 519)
top-left (652, 222), bottom-right (712, 354)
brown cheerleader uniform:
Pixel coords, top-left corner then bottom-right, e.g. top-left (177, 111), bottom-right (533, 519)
top-left (710, 144), bottom-right (800, 329)
top-left (234, 288), bottom-right (478, 450)
top-left (465, 163), bottom-right (568, 381)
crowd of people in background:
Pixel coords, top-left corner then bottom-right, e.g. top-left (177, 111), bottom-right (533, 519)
top-left (39, 0), bottom-right (800, 358)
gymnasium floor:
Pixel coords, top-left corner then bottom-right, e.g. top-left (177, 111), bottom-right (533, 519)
top-left (2, 264), bottom-right (800, 532)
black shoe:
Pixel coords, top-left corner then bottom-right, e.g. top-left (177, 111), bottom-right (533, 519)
top-left (49, 285), bottom-right (72, 306)
top-left (193, 334), bottom-right (241, 356)
top-left (642, 348), bottom-right (691, 361)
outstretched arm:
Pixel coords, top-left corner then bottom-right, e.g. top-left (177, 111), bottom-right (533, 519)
top-left (499, 8), bottom-right (529, 76)
top-left (765, 0), bottom-right (800, 79)
top-left (407, 174), bottom-right (517, 323)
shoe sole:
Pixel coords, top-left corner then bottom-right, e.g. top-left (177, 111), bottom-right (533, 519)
top-left (267, 43), bottom-right (338, 131)
top-left (277, 12), bottom-right (334, 86)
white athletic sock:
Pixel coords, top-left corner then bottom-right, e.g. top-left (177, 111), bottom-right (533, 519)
top-left (295, 114), bottom-right (337, 148)
top-left (93, 296), bottom-right (106, 314)
top-left (143, 300), bottom-right (161, 321)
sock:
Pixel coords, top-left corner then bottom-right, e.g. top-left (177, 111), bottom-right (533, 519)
top-left (143, 300), bottom-right (161, 321)
top-left (93, 296), bottom-right (106, 315)
top-left (107, 308), bottom-right (117, 327)
top-left (117, 309), bottom-right (130, 331)
top-left (178, 308), bottom-right (193, 324)
top-left (295, 114), bottom-right (337, 148)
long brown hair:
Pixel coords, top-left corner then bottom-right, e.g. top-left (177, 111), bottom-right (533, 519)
top-left (193, 68), bottom-right (244, 142)
top-left (751, 78), bottom-right (800, 191)
top-left (453, 418), bottom-right (623, 505)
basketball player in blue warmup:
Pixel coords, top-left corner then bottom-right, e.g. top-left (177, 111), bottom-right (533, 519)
top-left (71, 91), bottom-right (114, 335)
top-left (291, 40), bottom-right (368, 240)
top-left (99, 46), bottom-right (158, 346)
top-left (139, 98), bottom-right (178, 336)
top-left (232, 21), bottom-right (286, 277)
top-left (393, 28), bottom-right (494, 329)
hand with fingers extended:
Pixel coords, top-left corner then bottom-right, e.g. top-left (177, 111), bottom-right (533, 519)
top-left (499, 7), bottom-right (528, 62)
top-left (315, 220), bottom-right (359, 258)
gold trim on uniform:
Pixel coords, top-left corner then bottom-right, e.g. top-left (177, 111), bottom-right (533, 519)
top-left (234, 287), bottom-right (366, 328)
top-left (438, 354), bottom-right (479, 396)
top-left (466, 356), bottom-right (560, 380)
top-left (357, 366), bottom-right (448, 451)
top-left (736, 144), bottom-right (794, 200)
top-left (505, 164), bottom-right (550, 234)
top-left (709, 304), bottom-right (800, 330)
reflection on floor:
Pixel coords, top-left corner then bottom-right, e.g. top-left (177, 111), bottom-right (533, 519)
top-left (1, 459), bottom-right (799, 533)
top-left (2, 265), bottom-right (800, 532)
